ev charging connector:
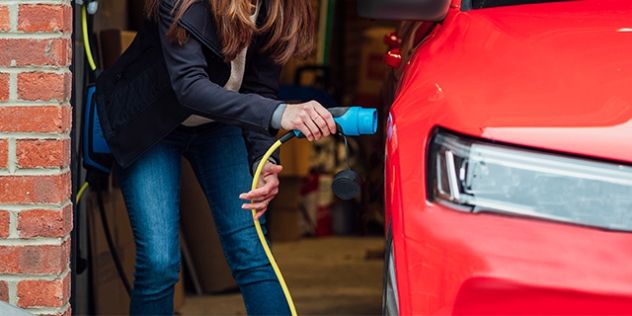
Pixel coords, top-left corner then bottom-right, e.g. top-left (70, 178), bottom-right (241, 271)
top-left (293, 106), bottom-right (377, 138)
top-left (291, 106), bottom-right (378, 200)
top-left (330, 106), bottom-right (377, 200)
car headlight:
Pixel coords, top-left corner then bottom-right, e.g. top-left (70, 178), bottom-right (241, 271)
top-left (428, 130), bottom-right (632, 231)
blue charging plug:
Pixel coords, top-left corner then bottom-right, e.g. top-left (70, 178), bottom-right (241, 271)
top-left (288, 106), bottom-right (378, 200)
top-left (293, 106), bottom-right (378, 137)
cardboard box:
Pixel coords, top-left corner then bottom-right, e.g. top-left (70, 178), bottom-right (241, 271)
top-left (93, 0), bottom-right (129, 32)
top-left (179, 159), bottom-right (239, 293)
top-left (271, 176), bottom-right (303, 209)
top-left (268, 176), bottom-right (303, 242)
top-left (87, 186), bottom-right (134, 315)
top-left (278, 132), bottom-right (313, 177)
top-left (267, 207), bottom-right (301, 242)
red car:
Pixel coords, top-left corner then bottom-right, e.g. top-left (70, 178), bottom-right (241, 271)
top-left (359, 0), bottom-right (632, 314)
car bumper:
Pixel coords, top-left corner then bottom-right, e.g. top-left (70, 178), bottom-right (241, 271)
top-left (391, 201), bottom-right (632, 315)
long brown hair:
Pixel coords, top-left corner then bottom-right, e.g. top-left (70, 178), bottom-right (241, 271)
top-left (145, 0), bottom-right (314, 64)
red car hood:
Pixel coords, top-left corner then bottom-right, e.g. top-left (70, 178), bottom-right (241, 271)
top-left (403, 0), bottom-right (632, 164)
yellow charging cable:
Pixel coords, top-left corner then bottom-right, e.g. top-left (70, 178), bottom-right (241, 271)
top-left (77, 182), bottom-right (90, 203)
top-left (76, 4), bottom-right (97, 205)
top-left (251, 134), bottom-right (297, 316)
top-left (81, 4), bottom-right (97, 72)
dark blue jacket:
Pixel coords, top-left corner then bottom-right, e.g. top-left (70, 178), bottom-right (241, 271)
top-left (95, 0), bottom-right (282, 169)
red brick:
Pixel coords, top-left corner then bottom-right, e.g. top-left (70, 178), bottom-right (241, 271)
top-left (0, 172), bottom-right (71, 204)
top-left (0, 246), bottom-right (19, 273)
top-left (17, 273), bottom-right (70, 308)
top-left (17, 72), bottom-right (71, 102)
top-left (0, 210), bottom-right (9, 238)
top-left (0, 241), bottom-right (69, 274)
top-left (0, 6), bottom-right (9, 32)
top-left (19, 242), bottom-right (69, 275)
top-left (18, 5), bottom-right (72, 33)
top-left (0, 106), bottom-right (71, 133)
top-left (16, 138), bottom-right (70, 169)
top-left (0, 39), bottom-right (71, 67)
top-left (18, 205), bottom-right (72, 238)
top-left (0, 139), bottom-right (7, 169)
top-left (0, 72), bottom-right (8, 102)
top-left (0, 280), bottom-right (7, 303)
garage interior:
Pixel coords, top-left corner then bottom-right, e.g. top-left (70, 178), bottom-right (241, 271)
top-left (73, 0), bottom-right (398, 314)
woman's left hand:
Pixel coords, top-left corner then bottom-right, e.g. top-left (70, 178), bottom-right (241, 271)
top-left (239, 161), bottom-right (283, 220)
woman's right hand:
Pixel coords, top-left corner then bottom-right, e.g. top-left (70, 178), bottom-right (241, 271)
top-left (280, 101), bottom-right (337, 141)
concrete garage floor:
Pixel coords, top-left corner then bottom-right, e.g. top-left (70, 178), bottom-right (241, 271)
top-left (177, 237), bottom-right (385, 315)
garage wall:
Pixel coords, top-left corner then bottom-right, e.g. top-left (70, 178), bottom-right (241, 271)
top-left (336, 0), bottom-right (398, 107)
top-left (0, 1), bottom-right (73, 315)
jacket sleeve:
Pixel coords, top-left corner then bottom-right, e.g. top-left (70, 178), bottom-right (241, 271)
top-left (157, 0), bottom-right (283, 137)
top-left (240, 45), bottom-right (284, 170)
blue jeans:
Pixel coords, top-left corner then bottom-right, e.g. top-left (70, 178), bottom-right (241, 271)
top-left (115, 123), bottom-right (290, 316)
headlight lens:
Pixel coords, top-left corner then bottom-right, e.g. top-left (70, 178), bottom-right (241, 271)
top-left (429, 131), bottom-right (632, 231)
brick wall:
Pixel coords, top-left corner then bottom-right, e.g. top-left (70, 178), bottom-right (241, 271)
top-left (0, 1), bottom-right (73, 315)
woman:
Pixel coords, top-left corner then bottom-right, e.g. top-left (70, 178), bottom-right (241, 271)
top-left (95, 0), bottom-right (335, 314)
